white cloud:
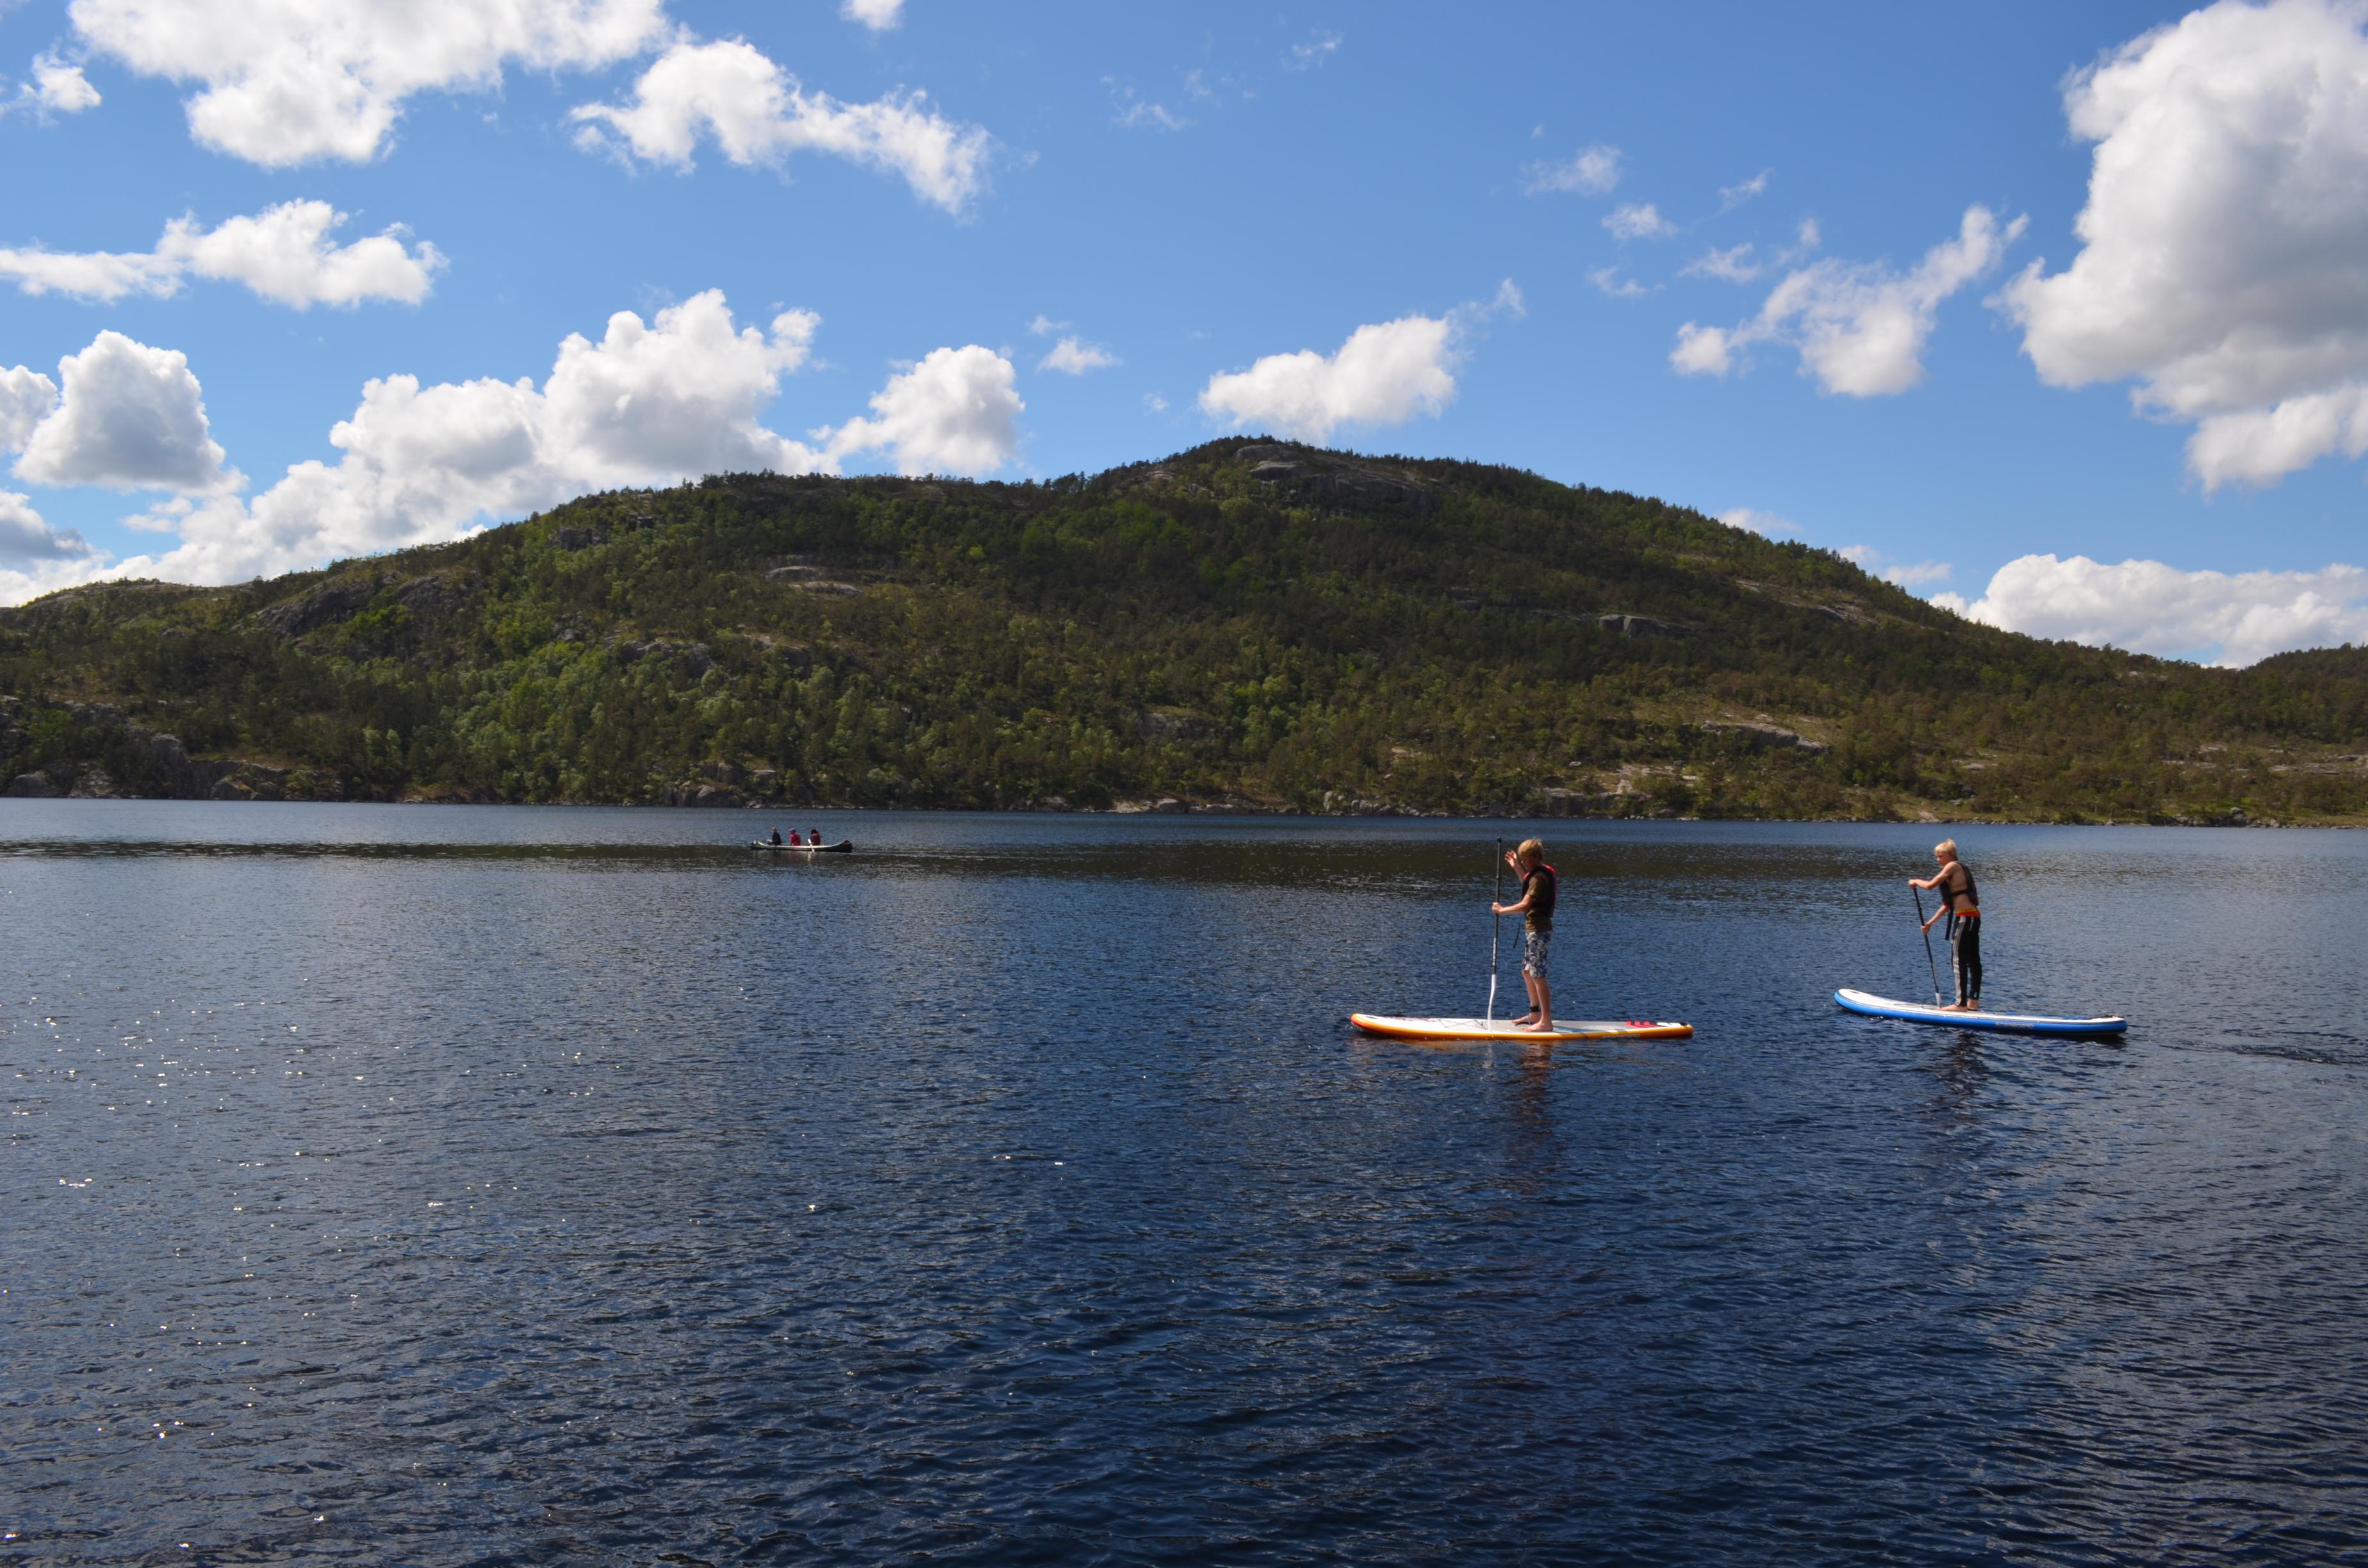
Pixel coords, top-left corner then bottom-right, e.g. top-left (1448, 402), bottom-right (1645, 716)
top-left (110, 291), bottom-right (836, 584)
top-left (572, 38), bottom-right (991, 213)
top-left (0, 491), bottom-right (111, 605)
top-left (1524, 143), bottom-right (1621, 196)
top-left (1998, 0), bottom-right (2368, 488)
top-left (1143, 393), bottom-right (1168, 412)
top-left (1199, 314), bottom-right (1457, 443)
top-left (841, 0), bottom-right (902, 31)
top-left (818, 345), bottom-right (1023, 476)
top-left (1038, 336), bottom-right (1118, 375)
top-left (1287, 30), bottom-right (1342, 69)
top-left (0, 366), bottom-right (60, 452)
top-left (1026, 314), bottom-right (1067, 337)
top-left (1604, 202), bottom-right (1677, 240)
top-left (69, 0), bottom-right (666, 165)
top-left (1839, 543), bottom-right (1952, 587)
top-left (0, 491), bottom-right (97, 564)
top-left (1588, 266), bottom-right (1649, 300)
top-left (1670, 322), bottom-right (1737, 378)
top-left (19, 51), bottom-right (102, 114)
top-left (0, 200), bottom-right (443, 307)
top-left (1936, 553), bottom-right (2368, 666)
top-left (12, 332), bottom-right (236, 493)
top-left (1682, 243), bottom-right (1761, 284)
top-left (1718, 507), bottom-right (1797, 537)
top-left (1673, 205), bottom-right (2023, 395)
top-left (1718, 170), bottom-right (1770, 212)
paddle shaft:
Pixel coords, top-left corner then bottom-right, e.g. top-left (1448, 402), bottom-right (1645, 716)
top-left (1911, 886), bottom-right (1942, 1004)
top-left (1487, 838), bottom-right (1503, 1023)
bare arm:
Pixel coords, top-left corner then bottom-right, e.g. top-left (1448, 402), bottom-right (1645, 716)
top-left (1493, 854), bottom-right (1535, 917)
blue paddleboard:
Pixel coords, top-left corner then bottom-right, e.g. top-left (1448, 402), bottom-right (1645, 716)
top-left (1834, 988), bottom-right (2127, 1036)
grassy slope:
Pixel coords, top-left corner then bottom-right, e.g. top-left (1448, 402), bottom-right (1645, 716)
top-left (3, 439), bottom-right (2364, 821)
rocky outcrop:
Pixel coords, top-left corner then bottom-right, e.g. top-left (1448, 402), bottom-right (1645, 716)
top-left (1137, 708), bottom-right (1216, 742)
top-left (0, 694), bottom-right (317, 801)
top-left (251, 580), bottom-right (376, 637)
top-left (1702, 720), bottom-right (1829, 754)
top-left (1237, 443), bottom-right (1439, 512)
top-left (610, 639), bottom-right (714, 676)
top-left (1599, 613), bottom-right (1693, 639)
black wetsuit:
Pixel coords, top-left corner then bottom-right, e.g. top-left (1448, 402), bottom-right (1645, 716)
top-left (1941, 862), bottom-right (1981, 1004)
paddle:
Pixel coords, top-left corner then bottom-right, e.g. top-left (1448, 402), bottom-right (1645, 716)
top-left (1486, 837), bottom-right (1503, 1024)
top-left (1911, 885), bottom-right (1942, 1004)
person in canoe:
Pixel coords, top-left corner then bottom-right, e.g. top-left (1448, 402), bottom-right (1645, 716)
top-left (768, 828), bottom-right (785, 845)
top-left (1490, 838), bottom-right (1559, 1031)
top-left (1909, 839), bottom-right (1981, 1010)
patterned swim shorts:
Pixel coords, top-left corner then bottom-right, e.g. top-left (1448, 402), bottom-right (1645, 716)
top-left (1521, 926), bottom-right (1552, 979)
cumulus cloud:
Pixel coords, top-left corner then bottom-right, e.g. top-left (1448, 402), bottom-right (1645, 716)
top-left (148, 291), bottom-right (825, 582)
top-left (0, 491), bottom-right (111, 605)
top-left (0, 366), bottom-right (58, 452)
top-left (841, 0), bottom-right (903, 31)
top-left (1998, 0), bottom-right (2368, 487)
top-left (1199, 315), bottom-right (1457, 443)
top-left (87, 296), bottom-right (1021, 584)
top-left (17, 51), bottom-right (102, 114)
top-left (571, 37), bottom-right (991, 213)
top-left (1673, 205), bottom-right (2023, 395)
top-left (818, 345), bottom-right (1023, 476)
top-left (1936, 553), bottom-right (2368, 666)
top-left (1604, 202), bottom-right (1677, 240)
top-left (1038, 336), bottom-right (1118, 375)
top-left (1524, 143), bottom-right (1621, 196)
top-left (0, 200), bottom-right (443, 307)
top-left (11, 332), bottom-right (236, 493)
top-left (69, 0), bottom-right (666, 165)
top-left (0, 491), bottom-right (98, 564)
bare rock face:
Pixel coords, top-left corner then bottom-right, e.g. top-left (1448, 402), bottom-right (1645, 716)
top-left (252, 580), bottom-right (375, 637)
top-left (1236, 443), bottom-right (1439, 512)
top-left (611, 639), bottom-right (714, 676)
top-left (1137, 708), bottom-right (1215, 742)
top-left (1599, 614), bottom-right (1693, 639)
top-left (5, 771), bottom-right (62, 797)
top-left (1701, 720), bottom-right (1829, 755)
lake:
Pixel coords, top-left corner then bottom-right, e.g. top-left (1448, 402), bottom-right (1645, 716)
top-left (4, 805), bottom-right (2364, 1565)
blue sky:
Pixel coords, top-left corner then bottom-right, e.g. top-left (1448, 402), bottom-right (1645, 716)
top-left (3, 0), bottom-right (2365, 664)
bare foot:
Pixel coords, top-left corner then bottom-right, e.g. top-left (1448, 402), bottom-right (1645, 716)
top-left (1518, 1019), bottom-right (1556, 1032)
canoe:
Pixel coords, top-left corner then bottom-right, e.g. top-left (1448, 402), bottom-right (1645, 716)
top-left (1833, 988), bottom-right (2126, 1036)
top-left (750, 838), bottom-right (855, 854)
top-left (1351, 1014), bottom-right (1692, 1043)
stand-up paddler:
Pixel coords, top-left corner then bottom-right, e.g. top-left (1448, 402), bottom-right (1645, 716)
top-left (1909, 839), bottom-right (1982, 1010)
top-left (1490, 837), bottom-right (1559, 1031)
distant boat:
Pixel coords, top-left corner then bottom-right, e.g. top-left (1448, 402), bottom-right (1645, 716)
top-left (751, 838), bottom-right (855, 854)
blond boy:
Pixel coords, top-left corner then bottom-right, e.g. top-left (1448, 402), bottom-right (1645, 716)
top-left (1490, 838), bottom-right (1559, 1031)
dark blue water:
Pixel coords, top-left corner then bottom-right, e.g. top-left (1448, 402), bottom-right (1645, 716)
top-left (4, 805), bottom-right (2365, 1566)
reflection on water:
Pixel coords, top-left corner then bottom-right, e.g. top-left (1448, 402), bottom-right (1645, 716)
top-left (2, 802), bottom-right (2364, 1565)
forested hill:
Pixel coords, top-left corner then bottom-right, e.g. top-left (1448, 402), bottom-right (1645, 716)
top-left (3, 437), bottom-right (2364, 822)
